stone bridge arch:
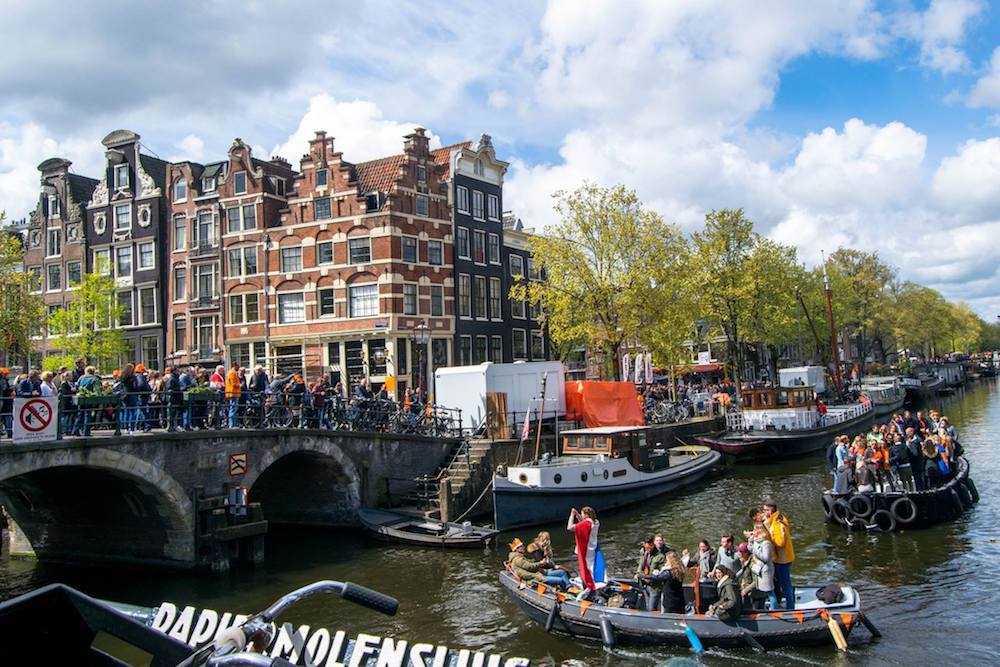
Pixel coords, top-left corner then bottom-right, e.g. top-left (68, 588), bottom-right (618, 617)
top-left (0, 448), bottom-right (195, 566)
top-left (245, 437), bottom-right (363, 526)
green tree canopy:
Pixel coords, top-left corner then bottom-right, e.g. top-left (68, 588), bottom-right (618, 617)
top-left (0, 214), bottom-right (44, 366)
top-left (47, 271), bottom-right (128, 372)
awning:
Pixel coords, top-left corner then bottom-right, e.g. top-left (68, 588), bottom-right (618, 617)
top-left (676, 363), bottom-right (724, 374)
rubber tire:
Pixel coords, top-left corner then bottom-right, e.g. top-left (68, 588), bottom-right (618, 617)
top-left (955, 483), bottom-right (973, 509)
top-left (870, 509), bottom-right (896, 532)
top-left (847, 517), bottom-right (868, 531)
top-left (949, 488), bottom-right (964, 516)
top-left (821, 494), bottom-right (835, 521)
top-left (964, 478), bottom-right (980, 503)
top-left (890, 496), bottom-right (918, 525)
top-left (849, 494), bottom-right (874, 520)
top-left (832, 498), bottom-right (853, 525)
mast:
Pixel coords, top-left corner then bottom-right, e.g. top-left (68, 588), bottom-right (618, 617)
top-left (822, 251), bottom-right (844, 397)
top-left (533, 373), bottom-right (548, 461)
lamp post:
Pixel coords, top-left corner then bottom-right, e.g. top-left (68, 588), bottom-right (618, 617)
top-left (263, 233), bottom-right (273, 376)
top-left (414, 320), bottom-right (430, 395)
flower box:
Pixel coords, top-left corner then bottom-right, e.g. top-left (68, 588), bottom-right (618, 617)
top-left (73, 394), bottom-right (121, 408)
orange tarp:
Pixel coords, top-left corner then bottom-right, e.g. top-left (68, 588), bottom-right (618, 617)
top-left (565, 381), bottom-right (645, 427)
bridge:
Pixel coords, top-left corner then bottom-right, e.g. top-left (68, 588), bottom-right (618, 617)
top-left (0, 429), bottom-right (460, 570)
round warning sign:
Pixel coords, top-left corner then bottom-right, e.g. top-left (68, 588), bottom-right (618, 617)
top-left (19, 398), bottom-right (53, 432)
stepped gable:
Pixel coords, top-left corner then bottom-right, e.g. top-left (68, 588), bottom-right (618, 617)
top-left (354, 153), bottom-right (406, 195)
top-left (431, 141), bottom-right (472, 180)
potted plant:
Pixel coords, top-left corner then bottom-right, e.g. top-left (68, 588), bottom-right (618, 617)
top-left (184, 385), bottom-right (216, 403)
top-left (73, 385), bottom-right (121, 408)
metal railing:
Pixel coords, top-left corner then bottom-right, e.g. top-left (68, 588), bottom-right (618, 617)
top-left (726, 399), bottom-right (872, 432)
top-left (0, 389), bottom-right (463, 443)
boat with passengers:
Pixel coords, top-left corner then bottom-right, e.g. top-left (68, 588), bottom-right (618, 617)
top-left (493, 425), bottom-right (721, 531)
top-left (697, 385), bottom-right (874, 462)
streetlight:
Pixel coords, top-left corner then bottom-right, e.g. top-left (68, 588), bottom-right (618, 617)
top-left (412, 320), bottom-right (430, 395)
top-left (262, 233), bottom-right (273, 375)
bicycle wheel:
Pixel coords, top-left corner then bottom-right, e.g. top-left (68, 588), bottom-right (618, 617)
top-left (269, 405), bottom-right (292, 428)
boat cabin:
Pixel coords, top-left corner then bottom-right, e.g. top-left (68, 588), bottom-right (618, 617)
top-left (733, 386), bottom-right (819, 431)
top-left (560, 426), bottom-right (670, 472)
top-left (740, 387), bottom-right (816, 411)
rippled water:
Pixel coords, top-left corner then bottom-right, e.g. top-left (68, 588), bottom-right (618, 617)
top-left (2, 380), bottom-right (998, 665)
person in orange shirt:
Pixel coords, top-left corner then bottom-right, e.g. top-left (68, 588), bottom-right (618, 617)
top-left (225, 361), bottom-right (242, 428)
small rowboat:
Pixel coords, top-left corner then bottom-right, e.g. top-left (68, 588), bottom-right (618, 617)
top-left (500, 570), bottom-right (880, 650)
top-left (358, 508), bottom-right (496, 548)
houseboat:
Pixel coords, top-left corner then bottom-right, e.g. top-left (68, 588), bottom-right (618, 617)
top-left (493, 426), bottom-right (721, 531)
top-left (859, 377), bottom-right (905, 416)
top-left (697, 386), bottom-right (873, 462)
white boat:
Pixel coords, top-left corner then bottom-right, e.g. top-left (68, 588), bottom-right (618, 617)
top-left (859, 377), bottom-right (905, 416)
top-left (493, 426), bottom-right (720, 531)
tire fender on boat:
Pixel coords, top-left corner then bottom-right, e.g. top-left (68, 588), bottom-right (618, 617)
top-left (869, 509), bottom-right (896, 532)
top-left (848, 494), bottom-right (873, 520)
top-left (544, 603), bottom-right (560, 633)
top-left (848, 517), bottom-right (868, 531)
top-left (821, 494), bottom-right (836, 521)
top-left (949, 488), bottom-right (964, 516)
top-left (955, 483), bottom-right (973, 509)
top-left (964, 478), bottom-right (980, 503)
top-left (890, 496), bottom-right (918, 525)
top-left (832, 498), bottom-right (853, 525)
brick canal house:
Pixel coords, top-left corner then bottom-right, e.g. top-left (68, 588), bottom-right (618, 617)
top-left (84, 130), bottom-right (169, 370)
top-left (23, 158), bottom-right (99, 357)
top-left (165, 138), bottom-right (295, 370)
top-left (226, 128), bottom-right (456, 397)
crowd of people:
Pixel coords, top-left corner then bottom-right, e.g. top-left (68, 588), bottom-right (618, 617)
top-left (826, 409), bottom-right (962, 495)
top-left (507, 499), bottom-right (797, 618)
top-left (0, 359), bottom-right (446, 439)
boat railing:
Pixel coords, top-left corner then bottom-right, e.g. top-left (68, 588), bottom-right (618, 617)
top-left (727, 400), bottom-right (870, 432)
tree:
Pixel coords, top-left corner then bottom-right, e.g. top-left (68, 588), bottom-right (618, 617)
top-left (689, 209), bottom-right (799, 388)
top-left (47, 271), bottom-right (128, 372)
top-left (825, 248), bottom-right (897, 374)
top-left (890, 281), bottom-right (950, 359)
top-left (0, 212), bottom-right (44, 367)
top-left (512, 183), bottom-right (691, 380)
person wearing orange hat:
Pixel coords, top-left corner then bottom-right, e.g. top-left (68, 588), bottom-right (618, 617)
top-left (134, 363), bottom-right (152, 432)
top-left (225, 361), bottom-right (242, 428)
top-left (0, 367), bottom-right (13, 438)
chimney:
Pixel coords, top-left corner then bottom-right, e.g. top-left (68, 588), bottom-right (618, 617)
top-left (270, 156), bottom-right (291, 170)
top-left (404, 127), bottom-right (430, 156)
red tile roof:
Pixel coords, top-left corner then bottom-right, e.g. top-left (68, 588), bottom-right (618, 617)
top-left (432, 141), bottom-right (472, 180)
top-left (355, 154), bottom-right (406, 194)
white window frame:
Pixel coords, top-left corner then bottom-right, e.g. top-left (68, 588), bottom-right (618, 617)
top-left (66, 260), bottom-right (82, 288)
top-left (233, 171), bottom-right (247, 195)
top-left (316, 240), bottom-right (334, 265)
top-left (512, 295), bottom-right (526, 320)
top-left (487, 194), bottom-right (500, 221)
top-left (192, 263), bottom-right (217, 300)
top-left (430, 284), bottom-right (443, 317)
top-left (28, 266), bottom-right (42, 293)
top-left (202, 176), bottom-right (216, 192)
top-left (459, 335), bottom-right (473, 365)
top-left (114, 203), bottom-right (131, 231)
top-left (229, 292), bottom-right (261, 324)
top-left (401, 235), bottom-right (418, 264)
top-left (114, 164), bottom-right (129, 188)
top-left (403, 283), bottom-right (418, 316)
top-left (277, 292), bottom-right (306, 324)
top-left (458, 273), bottom-right (471, 318)
top-left (138, 286), bottom-right (157, 325)
top-left (173, 265), bottom-right (186, 302)
top-left (491, 336), bottom-right (503, 363)
top-left (280, 246), bottom-right (303, 273)
top-left (173, 317), bottom-right (187, 353)
top-left (48, 195), bottom-right (60, 218)
top-left (456, 227), bottom-right (470, 260)
top-left (316, 168), bottom-right (328, 188)
top-left (510, 254), bottom-right (524, 278)
top-left (46, 263), bottom-right (62, 292)
top-left (94, 248), bottom-right (111, 275)
top-left (173, 214), bottom-right (186, 251)
top-left (314, 196), bottom-right (332, 220)
top-left (531, 329), bottom-right (544, 360)
top-left (417, 164), bottom-right (426, 183)
top-left (416, 194), bottom-right (429, 217)
top-left (228, 246), bottom-right (258, 277)
top-left (428, 239), bottom-right (443, 266)
top-left (513, 328), bottom-right (528, 360)
top-left (473, 230), bottom-right (486, 265)
top-left (270, 176), bottom-right (286, 195)
top-left (46, 228), bottom-right (61, 258)
top-left (174, 178), bottom-right (187, 202)
top-left (474, 275), bottom-right (487, 319)
top-left (472, 190), bottom-right (484, 220)
top-left (348, 237), bottom-right (371, 264)
top-left (118, 290), bottom-right (134, 327)
top-left (349, 283), bottom-right (379, 318)
top-left (115, 245), bottom-right (133, 277)
top-left (489, 277), bottom-right (502, 320)
top-left (137, 241), bottom-right (155, 270)
top-left (457, 186), bottom-right (469, 214)
top-left (317, 287), bottom-right (337, 317)
top-left (487, 233), bottom-right (501, 264)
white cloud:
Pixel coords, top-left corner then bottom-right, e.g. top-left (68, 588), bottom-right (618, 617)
top-left (270, 94), bottom-right (440, 165)
top-left (170, 134), bottom-right (205, 163)
top-left (931, 137), bottom-right (1000, 218)
top-left (968, 47), bottom-right (1000, 108)
top-left (894, 0), bottom-right (984, 73)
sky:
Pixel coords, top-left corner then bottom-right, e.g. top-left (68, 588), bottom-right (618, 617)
top-left (2, 0), bottom-right (1000, 319)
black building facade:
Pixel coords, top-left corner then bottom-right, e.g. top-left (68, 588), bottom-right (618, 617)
top-left (84, 130), bottom-right (169, 370)
top-left (502, 212), bottom-right (549, 362)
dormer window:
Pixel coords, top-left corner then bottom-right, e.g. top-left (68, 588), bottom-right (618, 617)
top-left (417, 164), bottom-right (426, 183)
top-left (474, 159), bottom-right (484, 176)
top-left (269, 176), bottom-right (286, 195)
top-left (233, 171), bottom-right (247, 194)
top-left (174, 178), bottom-right (187, 202)
top-left (114, 164), bottom-right (129, 188)
top-left (365, 191), bottom-right (381, 211)
top-left (316, 169), bottom-right (328, 187)
top-left (48, 195), bottom-right (60, 218)
top-left (202, 176), bottom-right (216, 192)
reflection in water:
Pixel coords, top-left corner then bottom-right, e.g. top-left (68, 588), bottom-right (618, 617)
top-left (1, 380), bottom-right (998, 665)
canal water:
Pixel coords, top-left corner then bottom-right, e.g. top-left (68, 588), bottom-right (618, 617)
top-left (2, 380), bottom-right (998, 665)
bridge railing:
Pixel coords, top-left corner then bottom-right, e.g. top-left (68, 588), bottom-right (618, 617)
top-left (0, 390), bottom-right (465, 443)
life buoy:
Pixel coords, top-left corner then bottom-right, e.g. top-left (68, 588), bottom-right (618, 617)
top-left (848, 494), bottom-right (873, 520)
top-left (949, 488), bottom-right (964, 516)
top-left (955, 483), bottom-right (973, 509)
top-left (821, 494), bottom-right (835, 521)
top-left (890, 496), bottom-right (918, 525)
top-left (964, 478), bottom-right (980, 503)
top-left (869, 509), bottom-right (896, 532)
top-left (832, 498), bottom-right (852, 525)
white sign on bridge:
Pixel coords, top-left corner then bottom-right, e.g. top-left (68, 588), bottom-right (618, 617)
top-left (13, 397), bottom-right (58, 443)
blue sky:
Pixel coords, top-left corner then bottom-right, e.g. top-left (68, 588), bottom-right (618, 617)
top-left (2, 0), bottom-right (1000, 319)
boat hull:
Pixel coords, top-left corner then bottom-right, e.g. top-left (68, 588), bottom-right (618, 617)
top-left (500, 572), bottom-right (859, 649)
top-left (493, 450), bottom-right (720, 531)
top-left (697, 409), bottom-right (873, 462)
top-left (357, 508), bottom-right (497, 548)
top-left (824, 457), bottom-right (977, 531)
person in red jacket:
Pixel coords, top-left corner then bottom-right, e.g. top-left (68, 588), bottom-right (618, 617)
top-left (567, 506), bottom-right (601, 592)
